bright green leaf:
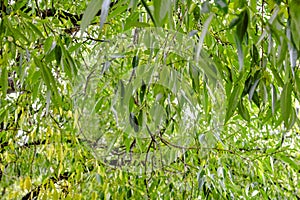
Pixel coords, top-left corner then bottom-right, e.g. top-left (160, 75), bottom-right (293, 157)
top-left (280, 82), bottom-right (292, 127)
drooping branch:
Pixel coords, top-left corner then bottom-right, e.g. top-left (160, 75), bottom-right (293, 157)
top-left (16, 1), bottom-right (118, 27)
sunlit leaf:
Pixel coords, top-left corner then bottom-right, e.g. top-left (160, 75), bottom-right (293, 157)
top-left (271, 84), bottom-right (277, 115)
top-left (1, 64), bottom-right (8, 97)
top-left (277, 153), bottom-right (300, 171)
top-left (280, 82), bottom-right (292, 127)
top-left (195, 14), bottom-right (214, 61)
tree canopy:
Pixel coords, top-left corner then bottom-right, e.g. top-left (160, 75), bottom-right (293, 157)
top-left (1, 0), bottom-right (300, 199)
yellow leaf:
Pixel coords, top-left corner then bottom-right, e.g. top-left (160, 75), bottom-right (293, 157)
top-left (24, 176), bottom-right (31, 190)
top-left (20, 177), bottom-right (24, 190)
top-left (67, 110), bottom-right (72, 118)
top-left (92, 192), bottom-right (98, 200)
top-left (53, 188), bottom-right (59, 200)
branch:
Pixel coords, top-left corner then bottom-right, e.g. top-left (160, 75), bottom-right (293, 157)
top-left (16, 1), bottom-right (118, 27)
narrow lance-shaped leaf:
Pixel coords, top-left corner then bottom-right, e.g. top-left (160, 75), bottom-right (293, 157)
top-left (248, 79), bottom-right (259, 101)
top-left (236, 10), bottom-right (248, 42)
top-left (214, 0), bottom-right (228, 13)
top-left (280, 82), bottom-right (292, 128)
top-left (286, 108), bottom-right (296, 130)
top-left (141, 0), bottom-right (157, 26)
top-left (34, 57), bottom-right (59, 100)
top-left (1, 65), bottom-right (8, 97)
top-left (81, 0), bottom-right (104, 35)
top-left (237, 99), bottom-right (250, 121)
top-left (290, 0), bottom-right (300, 51)
top-left (235, 10), bottom-right (248, 71)
top-left (195, 13), bottom-right (214, 62)
top-left (251, 44), bottom-right (259, 64)
top-left (277, 153), bottom-right (300, 171)
top-left (129, 112), bottom-right (139, 132)
top-left (154, 0), bottom-right (171, 26)
top-left (225, 82), bottom-right (244, 123)
top-left (129, 0), bottom-right (138, 9)
top-left (271, 84), bottom-right (277, 115)
top-left (132, 55), bottom-right (139, 69)
top-left (286, 22), bottom-right (297, 77)
top-left (294, 71), bottom-right (300, 97)
top-left (235, 34), bottom-right (244, 72)
top-left (100, 0), bottom-right (111, 29)
top-left (140, 80), bottom-right (146, 103)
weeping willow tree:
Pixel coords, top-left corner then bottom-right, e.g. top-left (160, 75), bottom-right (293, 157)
top-left (0, 0), bottom-right (299, 199)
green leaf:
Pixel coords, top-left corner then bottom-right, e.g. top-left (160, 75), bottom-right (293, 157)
top-left (189, 64), bottom-right (200, 92)
top-left (0, 108), bottom-right (8, 126)
top-left (44, 36), bottom-right (55, 54)
top-left (280, 82), bottom-right (292, 127)
top-left (138, 110), bottom-right (143, 128)
top-left (290, 0), bottom-right (300, 50)
top-left (214, 0), bottom-right (228, 13)
top-left (251, 44), bottom-right (259, 64)
top-left (55, 45), bottom-right (62, 65)
top-left (197, 168), bottom-right (206, 190)
top-left (34, 57), bottom-right (58, 98)
top-left (235, 33), bottom-right (244, 71)
top-left (107, 4), bottom-right (127, 20)
top-left (124, 21), bottom-right (151, 29)
top-left (61, 46), bottom-right (78, 80)
top-left (132, 55), bottom-right (139, 69)
top-left (195, 14), bottom-right (214, 61)
top-left (154, 0), bottom-right (171, 26)
top-left (10, 28), bottom-right (29, 44)
top-left (141, 0), bottom-right (157, 26)
top-left (202, 82), bottom-right (210, 117)
top-left (225, 83), bottom-right (244, 123)
top-left (286, 108), bottom-right (296, 129)
top-left (229, 17), bottom-right (241, 29)
top-left (1, 65), bottom-right (8, 97)
top-left (124, 12), bottom-right (139, 30)
top-left (271, 84), bottom-right (277, 115)
top-left (295, 71), bottom-right (300, 96)
top-left (236, 10), bottom-right (248, 42)
top-left (129, 112), bottom-right (139, 132)
top-left (139, 81), bottom-right (146, 103)
top-left (26, 21), bottom-right (44, 39)
top-left (81, 0), bottom-right (104, 35)
top-left (248, 79), bottom-right (259, 101)
top-left (129, 0), bottom-right (139, 9)
top-left (193, 5), bottom-right (200, 22)
top-left (129, 95), bottom-right (135, 112)
top-left (237, 99), bottom-right (250, 121)
top-left (235, 10), bottom-right (248, 71)
top-left (277, 153), bottom-right (300, 171)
